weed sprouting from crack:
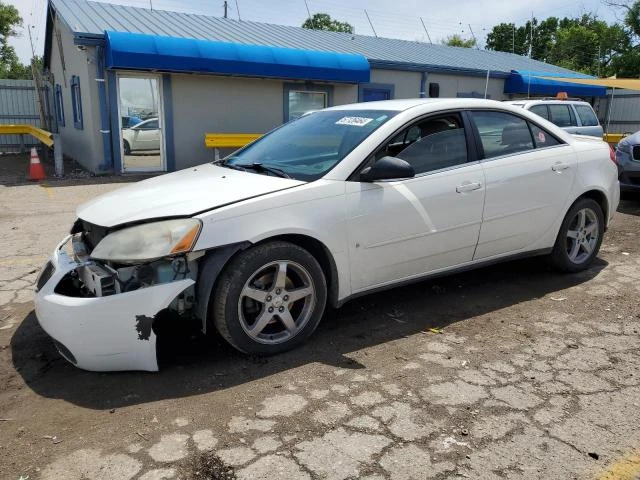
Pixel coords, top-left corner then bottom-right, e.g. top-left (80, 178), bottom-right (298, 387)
top-left (179, 451), bottom-right (236, 480)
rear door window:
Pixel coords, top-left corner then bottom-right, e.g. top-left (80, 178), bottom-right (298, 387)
top-left (548, 105), bottom-right (577, 127)
top-left (469, 111), bottom-right (534, 159)
top-left (529, 104), bottom-right (549, 120)
top-left (574, 104), bottom-right (599, 126)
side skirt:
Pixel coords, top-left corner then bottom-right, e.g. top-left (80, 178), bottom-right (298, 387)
top-left (334, 248), bottom-right (553, 308)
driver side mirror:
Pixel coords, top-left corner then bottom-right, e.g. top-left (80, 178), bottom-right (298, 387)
top-left (360, 156), bottom-right (415, 182)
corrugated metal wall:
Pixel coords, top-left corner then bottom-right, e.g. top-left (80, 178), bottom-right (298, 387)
top-left (0, 79), bottom-right (55, 152)
top-left (596, 89), bottom-right (640, 135)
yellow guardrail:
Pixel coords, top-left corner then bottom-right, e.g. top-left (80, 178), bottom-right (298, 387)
top-left (205, 133), bottom-right (262, 149)
top-left (205, 131), bottom-right (632, 151)
top-left (0, 124), bottom-right (54, 147)
top-left (603, 133), bottom-right (628, 146)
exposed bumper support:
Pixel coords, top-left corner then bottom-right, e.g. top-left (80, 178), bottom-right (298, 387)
top-left (34, 236), bottom-right (194, 372)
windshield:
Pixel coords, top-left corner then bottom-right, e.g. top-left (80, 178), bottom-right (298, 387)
top-left (223, 109), bottom-right (398, 181)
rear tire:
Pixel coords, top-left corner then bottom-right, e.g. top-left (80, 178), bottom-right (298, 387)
top-left (212, 241), bottom-right (327, 355)
top-left (123, 140), bottom-right (131, 155)
top-left (550, 198), bottom-right (604, 272)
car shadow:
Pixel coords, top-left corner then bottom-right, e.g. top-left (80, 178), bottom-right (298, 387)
top-left (11, 256), bottom-right (607, 410)
top-left (618, 197), bottom-right (640, 216)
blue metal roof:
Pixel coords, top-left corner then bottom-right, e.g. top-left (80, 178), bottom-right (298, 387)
top-left (505, 70), bottom-right (607, 97)
top-left (104, 30), bottom-right (370, 82)
top-left (48, 0), bottom-right (589, 78)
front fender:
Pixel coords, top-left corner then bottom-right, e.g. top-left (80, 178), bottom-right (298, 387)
top-left (193, 180), bottom-right (351, 301)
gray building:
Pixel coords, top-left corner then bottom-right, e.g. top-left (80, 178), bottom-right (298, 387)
top-left (44, 0), bottom-right (606, 174)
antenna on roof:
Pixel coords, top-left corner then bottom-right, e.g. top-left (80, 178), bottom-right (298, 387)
top-left (528, 12), bottom-right (534, 58)
top-left (468, 24), bottom-right (479, 49)
top-left (419, 17), bottom-right (432, 44)
top-left (364, 10), bottom-right (377, 37)
top-left (303, 0), bottom-right (314, 29)
top-left (223, 1), bottom-right (228, 18)
top-left (235, 0), bottom-right (241, 21)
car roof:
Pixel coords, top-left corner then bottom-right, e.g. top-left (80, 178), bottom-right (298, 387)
top-left (504, 99), bottom-right (592, 106)
top-left (326, 98), bottom-right (508, 113)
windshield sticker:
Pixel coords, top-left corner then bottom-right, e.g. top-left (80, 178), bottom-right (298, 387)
top-left (538, 131), bottom-right (546, 143)
top-left (336, 116), bottom-right (374, 127)
top-left (375, 115), bottom-right (389, 122)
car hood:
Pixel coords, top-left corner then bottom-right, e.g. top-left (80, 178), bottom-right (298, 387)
top-left (618, 131), bottom-right (640, 147)
top-left (77, 164), bottom-right (305, 227)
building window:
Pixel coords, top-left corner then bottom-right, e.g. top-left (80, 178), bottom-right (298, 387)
top-left (71, 75), bottom-right (83, 130)
top-left (54, 84), bottom-right (65, 127)
top-left (358, 83), bottom-right (394, 102)
top-left (283, 83), bottom-right (333, 122)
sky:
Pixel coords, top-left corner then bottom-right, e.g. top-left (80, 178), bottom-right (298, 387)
top-left (7, 0), bottom-right (624, 64)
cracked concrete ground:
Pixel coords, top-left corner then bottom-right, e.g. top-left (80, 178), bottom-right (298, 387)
top-left (1, 177), bottom-right (640, 480)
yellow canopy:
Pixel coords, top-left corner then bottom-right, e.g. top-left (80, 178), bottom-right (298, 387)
top-left (539, 76), bottom-right (640, 90)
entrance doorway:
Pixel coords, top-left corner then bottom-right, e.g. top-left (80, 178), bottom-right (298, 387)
top-left (117, 74), bottom-right (165, 172)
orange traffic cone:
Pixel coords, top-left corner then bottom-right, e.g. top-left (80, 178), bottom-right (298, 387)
top-left (28, 147), bottom-right (46, 181)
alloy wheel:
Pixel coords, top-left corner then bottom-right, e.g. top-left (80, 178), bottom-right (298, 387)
top-left (237, 260), bottom-right (316, 344)
top-left (565, 207), bottom-right (599, 264)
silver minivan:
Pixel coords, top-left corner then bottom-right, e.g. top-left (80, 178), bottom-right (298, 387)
top-left (504, 100), bottom-right (603, 138)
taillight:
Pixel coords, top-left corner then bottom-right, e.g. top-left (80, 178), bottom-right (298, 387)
top-left (609, 145), bottom-right (618, 165)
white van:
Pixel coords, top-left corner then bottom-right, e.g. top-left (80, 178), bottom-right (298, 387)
top-left (504, 99), bottom-right (603, 138)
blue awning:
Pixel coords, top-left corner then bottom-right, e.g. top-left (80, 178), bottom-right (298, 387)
top-left (104, 31), bottom-right (370, 83)
top-left (504, 70), bottom-right (607, 97)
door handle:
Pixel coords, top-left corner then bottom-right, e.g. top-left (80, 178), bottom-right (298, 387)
top-left (456, 182), bottom-right (482, 193)
top-left (552, 162), bottom-right (570, 172)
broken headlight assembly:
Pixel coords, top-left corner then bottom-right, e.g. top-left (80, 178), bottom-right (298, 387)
top-left (90, 219), bottom-right (202, 263)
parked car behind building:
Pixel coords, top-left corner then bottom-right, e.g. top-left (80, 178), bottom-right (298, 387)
top-left (504, 99), bottom-right (603, 138)
top-left (121, 118), bottom-right (160, 155)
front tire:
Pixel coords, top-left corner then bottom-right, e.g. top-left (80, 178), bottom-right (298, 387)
top-left (550, 198), bottom-right (604, 272)
top-left (212, 241), bottom-right (327, 355)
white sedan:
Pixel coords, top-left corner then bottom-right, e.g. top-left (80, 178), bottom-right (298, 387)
top-left (35, 99), bottom-right (620, 371)
top-left (121, 118), bottom-right (160, 154)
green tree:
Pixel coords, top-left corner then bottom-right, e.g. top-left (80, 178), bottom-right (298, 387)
top-left (531, 17), bottom-right (559, 60)
top-left (485, 12), bottom-right (636, 76)
top-left (626, 1), bottom-right (640, 36)
top-left (442, 34), bottom-right (476, 48)
top-left (0, 1), bottom-right (28, 78)
top-left (302, 13), bottom-right (353, 33)
top-left (607, 1), bottom-right (640, 76)
top-left (605, 1), bottom-right (640, 37)
top-left (486, 23), bottom-right (517, 53)
top-left (486, 17), bottom-right (558, 60)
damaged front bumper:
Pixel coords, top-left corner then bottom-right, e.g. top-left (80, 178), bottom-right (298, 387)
top-left (34, 236), bottom-right (194, 372)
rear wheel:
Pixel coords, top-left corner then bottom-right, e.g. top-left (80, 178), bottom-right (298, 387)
top-left (123, 140), bottom-right (131, 155)
top-left (212, 241), bottom-right (327, 354)
top-left (550, 198), bottom-right (604, 272)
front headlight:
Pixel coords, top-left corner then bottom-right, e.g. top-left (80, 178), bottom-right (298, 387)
top-left (617, 142), bottom-right (631, 154)
top-left (90, 219), bottom-right (202, 263)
